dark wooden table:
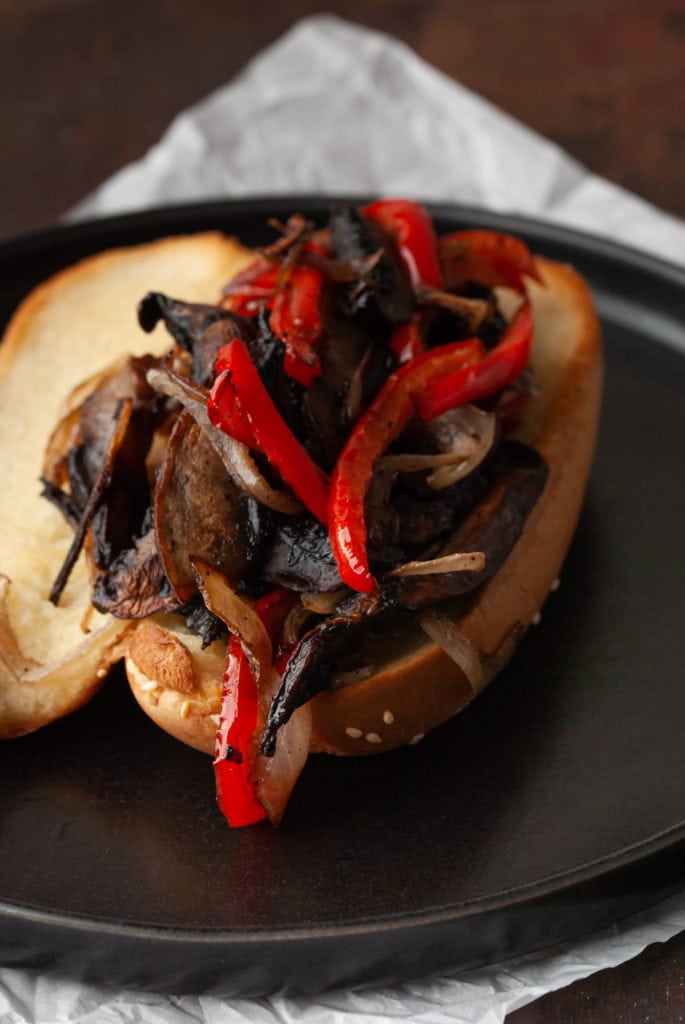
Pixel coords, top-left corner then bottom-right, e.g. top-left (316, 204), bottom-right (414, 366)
top-left (1, 2), bottom-right (683, 1020)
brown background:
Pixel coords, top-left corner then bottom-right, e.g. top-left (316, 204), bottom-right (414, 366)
top-left (2, 0), bottom-right (685, 240)
top-left (1, 1), bottom-right (683, 1019)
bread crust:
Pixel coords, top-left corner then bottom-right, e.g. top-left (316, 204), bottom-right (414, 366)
top-left (0, 233), bottom-right (253, 739)
top-left (124, 256), bottom-right (603, 758)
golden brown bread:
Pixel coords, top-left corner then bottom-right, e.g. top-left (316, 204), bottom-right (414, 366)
top-left (0, 232), bottom-right (253, 739)
top-left (123, 256), bottom-right (603, 757)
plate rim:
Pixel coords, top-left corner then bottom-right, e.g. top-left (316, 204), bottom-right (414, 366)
top-left (1, 822), bottom-right (682, 944)
top-left (1, 195), bottom-right (683, 987)
top-left (2, 193), bottom-right (685, 285)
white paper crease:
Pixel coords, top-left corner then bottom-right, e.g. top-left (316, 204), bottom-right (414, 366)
top-left (71, 15), bottom-right (685, 267)
top-left (5, 12), bottom-right (684, 1022)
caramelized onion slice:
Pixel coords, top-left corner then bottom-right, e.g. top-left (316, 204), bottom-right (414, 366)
top-left (252, 673), bottom-right (312, 827)
top-left (417, 286), bottom-right (490, 330)
top-left (300, 588), bottom-right (349, 614)
top-left (282, 601), bottom-right (315, 645)
top-left (146, 366), bottom-right (302, 515)
top-left (419, 608), bottom-right (526, 695)
top-left (190, 557), bottom-right (272, 680)
top-left (389, 550), bottom-right (485, 578)
top-left (378, 405), bottom-right (496, 490)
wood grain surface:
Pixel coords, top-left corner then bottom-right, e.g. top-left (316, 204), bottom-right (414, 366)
top-left (0, 1), bottom-right (683, 1020)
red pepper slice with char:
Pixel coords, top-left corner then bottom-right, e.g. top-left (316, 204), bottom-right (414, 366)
top-left (221, 257), bottom-right (280, 316)
top-left (363, 198), bottom-right (443, 292)
top-left (364, 199), bottom-right (444, 362)
top-left (209, 337), bottom-right (329, 524)
top-left (439, 230), bottom-right (542, 294)
top-left (329, 303), bottom-right (534, 593)
top-left (214, 588), bottom-right (298, 828)
top-left (269, 254), bottom-right (325, 388)
top-left (222, 242), bottom-right (327, 388)
top-left (329, 337), bottom-right (485, 593)
top-left (214, 636), bottom-right (266, 827)
top-left (417, 302), bottom-right (533, 421)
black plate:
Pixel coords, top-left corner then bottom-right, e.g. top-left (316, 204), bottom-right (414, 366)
top-left (1, 199), bottom-right (684, 997)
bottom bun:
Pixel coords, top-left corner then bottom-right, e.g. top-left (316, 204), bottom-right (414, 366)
top-left (125, 257), bottom-right (603, 759)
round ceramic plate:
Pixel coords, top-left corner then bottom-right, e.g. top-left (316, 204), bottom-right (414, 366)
top-left (0, 199), bottom-right (683, 996)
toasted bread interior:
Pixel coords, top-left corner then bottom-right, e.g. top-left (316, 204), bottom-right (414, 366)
top-left (0, 233), bottom-right (252, 737)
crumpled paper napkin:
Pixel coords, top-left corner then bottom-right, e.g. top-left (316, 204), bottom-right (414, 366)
top-left (71, 14), bottom-right (685, 266)
top-left (4, 13), bottom-right (684, 1023)
top-left (0, 891), bottom-right (683, 1023)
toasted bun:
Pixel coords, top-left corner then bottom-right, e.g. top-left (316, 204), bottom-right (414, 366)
top-left (308, 259), bottom-right (603, 754)
top-left (0, 233), bottom-right (253, 738)
top-left (0, 231), bottom-right (601, 757)
top-left (124, 256), bottom-right (602, 757)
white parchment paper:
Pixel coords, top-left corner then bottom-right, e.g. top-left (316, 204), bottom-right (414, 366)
top-left (71, 14), bottom-right (685, 266)
top-left (5, 14), bottom-right (684, 1022)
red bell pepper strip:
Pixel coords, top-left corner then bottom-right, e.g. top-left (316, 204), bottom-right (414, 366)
top-left (222, 244), bottom-right (326, 387)
top-left (253, 585), bottom-right (299, 641)
top-left (363, 198), bottom-right (443, 291)
top-left (329, 337), bottom-right (485, 593)
top-left (214, 636), bottom-right (267, 827)
top-left (417, 302), bottom-right (534, 421)
top-left (222, 257), bottom-right (280, 315)
top-left (214, 588), bottom-right (299, 828)
top-left (269, 240), bottom-right (328, 388)
top-left (209, 337), bottom-right (329, 524)
top-left (439, 230), bottom-right (542, 294)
